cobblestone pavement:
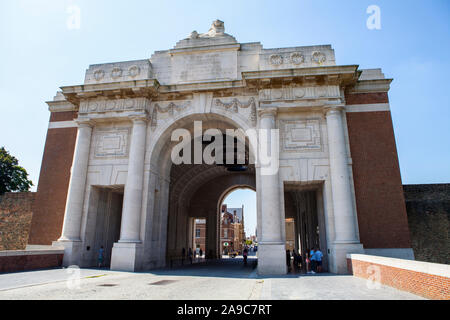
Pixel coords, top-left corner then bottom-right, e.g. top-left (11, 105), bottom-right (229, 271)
top-left (0, 258), bottom-right (424, 300)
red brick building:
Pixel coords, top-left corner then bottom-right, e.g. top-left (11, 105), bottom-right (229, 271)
top-left (193, 219), bottom-right (206, 253)
top-left (220, 205), bottom-right (245, 255)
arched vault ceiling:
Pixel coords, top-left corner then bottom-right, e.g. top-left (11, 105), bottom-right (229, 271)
top-left (169, 164), bottom-right (255, 204)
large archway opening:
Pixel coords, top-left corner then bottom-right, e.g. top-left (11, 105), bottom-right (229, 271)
top-left (151, 113), bottom-right (257, 270)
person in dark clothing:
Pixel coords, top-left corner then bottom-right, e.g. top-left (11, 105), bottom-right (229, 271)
top-left (181, 248), bottom-right (186, 265)
top-left (297, 253), bottom-right (303, 270)
top-left (243, 247), bottom-right (248, 265)
top-left (188, 248), bottom-right (193, 264)
top-left (292, 250), bottom-right (299, 270)
top-left (199, 248), bottom-right (203, 258)
top-left (286, 250), bottom-right (291, 272)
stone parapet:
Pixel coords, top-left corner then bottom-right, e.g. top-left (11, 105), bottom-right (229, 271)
top-left (0, 248), bottom-right (64, 273)
top-left (347, 254), bottom-right (450, 300)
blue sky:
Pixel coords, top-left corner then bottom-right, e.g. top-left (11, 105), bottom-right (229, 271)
top-left (1, 1), bottom-right (449, 236)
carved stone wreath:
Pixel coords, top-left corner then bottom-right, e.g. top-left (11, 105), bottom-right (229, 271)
top-left (111, 67), bottom-right (123, 79)
top-left (128, 65), bottom-right (140, 78)
top-left (269, 54), bottom-right (283, 66)
top-left (311, 51), bottom-right (326, 65)
top-left (290, 52), bottom-right (304, 65)
top-left (215, 97), bottom-right (257, 126)
top-left (93, 69), bottom-right (105, 81)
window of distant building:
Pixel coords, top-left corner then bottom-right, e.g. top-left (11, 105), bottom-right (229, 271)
top-left (224, 229), bottom-right (228, 238)
top-left (196, 229), bottom-right (201, 238)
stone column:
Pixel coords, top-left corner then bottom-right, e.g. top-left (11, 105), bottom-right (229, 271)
top-left (53, 119), bottom-right (93, 266)
top-left (257, 108), bottom-right (287, 275)
top-left (325, 106), bottom-right (363, 273)
top-left (111, 114), bottom-right (148, 271)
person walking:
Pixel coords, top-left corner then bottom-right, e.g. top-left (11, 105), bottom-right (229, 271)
top-left (199, 248), bottom-right (203, 259)
top-left (314, 247), bottom-right (324, 273)
top-left (243, 247), bottom-right (248, 265)
top-left (98, 246), bottom-right (104, 268)
top-left (292, 250), bottom-right (298, 270)
top-left (298, 252), bottom-right (303, 270)
top-left (305, 251), bottom-right (311, 274)
top-left (286, 250), bottom-right (291, 272)
top-left (181, 247), bottom-right (186, 265)
top-left (188, 248), bottom-right (193, 264)
top-left (310, 248), bottom-right (316, 274)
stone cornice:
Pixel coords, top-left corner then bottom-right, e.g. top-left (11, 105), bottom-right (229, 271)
top-left (242, 65), bottom-right (361, 86)
top-left (46, 99), bottom-right (78, 112)
top-left (56, 65), bottom-right (384, 108)
top-left (346, 78), bottom-right (393, 93)
top-left (169, 43), bottom-right (241, 55)
top-left (60, 79), bottom-right (160, 105)
top-left (159, 79), bottom-right (244, 93)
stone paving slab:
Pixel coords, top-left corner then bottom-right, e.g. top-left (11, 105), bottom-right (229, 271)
top-left (261, 274), bottom-right (425, 300)
top-left (0, 260), bottom-right (425, 300)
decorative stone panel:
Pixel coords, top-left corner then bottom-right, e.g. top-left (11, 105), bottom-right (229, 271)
top-left (259, 86), bottom-right (340, 102)
top-left (150, 100), bottom-right (191, 128)
top-left (259, 46), bottom-right (336, 70)
top-left (213, 97), bottom-right (257, 126)
top-left (84, 60), bottom-right (152, 84)
top-left (79, 97), bottom-right (151, 114)
top-left (94, 129), bottom-right (130, 158)
top-left (280, 119), bottom-right (322, 152)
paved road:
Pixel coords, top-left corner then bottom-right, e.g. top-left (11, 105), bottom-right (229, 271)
top-left (0, 258), bottom-right (423, 300)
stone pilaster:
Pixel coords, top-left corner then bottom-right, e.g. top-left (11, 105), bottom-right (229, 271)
top-left (257, 108), bottom-right (287, 275)
top-left (53, 119), bottom-right (93, 267)
top-left (325, 106), bottom-right (364, 273)
top-left (111, 113), bottom-right (148, 271)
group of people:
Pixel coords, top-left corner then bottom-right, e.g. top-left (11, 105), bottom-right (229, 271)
top-left (286, 247), bottom-right (323, 274)
top-left (181, 247), bottom-right (204, 265)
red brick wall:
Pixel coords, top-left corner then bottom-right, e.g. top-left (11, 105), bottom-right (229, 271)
top-left (0, 193), bottom-right (36, 250)
top-left (28, 112), bottom-right (78, 245)
top-left (49, 111), bottom-right (77, 122)
top-left (345, 92), bottom-right (389, 105)
top-left (347, 257), bottom-right (450, 300)
top-left (345, 92), bottom-right (411, 249)
top-left (0, 254), bottom-right (63, 273)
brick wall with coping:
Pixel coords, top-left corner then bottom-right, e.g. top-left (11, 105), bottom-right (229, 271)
top-left (0, 192), bottom-right (36, 250)
top-left (0, 249), bottom-right (64, 273)
top-left (347, 254), bottom-right (450, 300)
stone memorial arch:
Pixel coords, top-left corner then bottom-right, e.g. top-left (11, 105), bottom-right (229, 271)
top-left (29, 20), bottom-right (414, 275)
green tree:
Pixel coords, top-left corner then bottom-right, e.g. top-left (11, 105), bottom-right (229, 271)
top-left (0, 147), bottom-right (33, 195)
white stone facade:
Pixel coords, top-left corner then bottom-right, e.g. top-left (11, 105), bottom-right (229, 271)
top-left (47, 20), bottom-right (404, 275)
